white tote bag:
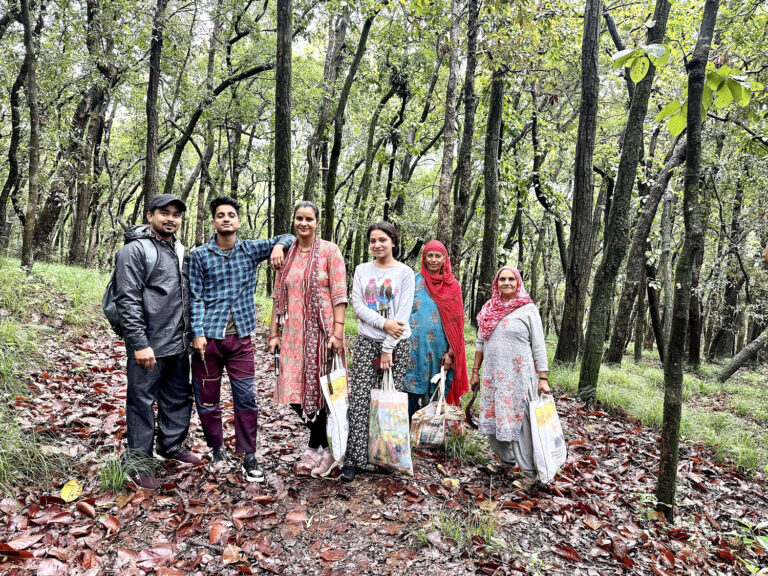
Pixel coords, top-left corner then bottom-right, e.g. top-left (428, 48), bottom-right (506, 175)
top-left (528, 391), bottom-right (567, 484)
top-left (410, 368), bottom-right (465, 446)
top-left (320, 354), bottom-right (349, 463)
top-left (368, 369), bottom-right (413, 475)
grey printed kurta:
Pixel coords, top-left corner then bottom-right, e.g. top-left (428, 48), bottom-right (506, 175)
top-left (476, 303), bottom-right (548, 443)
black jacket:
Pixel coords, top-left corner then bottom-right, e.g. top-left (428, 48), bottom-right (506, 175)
top-left (114, 225), bottom-right (189, 357)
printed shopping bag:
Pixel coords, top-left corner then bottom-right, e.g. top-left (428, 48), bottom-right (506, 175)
top-left (368, 369), bottom-right (413, 475)
top-left (320, 354), bottom-right (349, 463)
top-left (411, 368), bottom-right (465, 447)
top-left (528, 392), bottom-right (567, 484)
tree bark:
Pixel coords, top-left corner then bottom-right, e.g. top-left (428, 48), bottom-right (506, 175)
top-left (142, 0), bottom-right (169, 213)
top-left (0, 62), bottom-right (26, 251)
top-left (717, 326), bottom-right (768, 383)
top-left (303, 10), bottom-right (347, 202)
top-left (555, 0), bottom-right (602, 364)
top-left (475, 72), bottom-right (504, 311)
top-left (633, 264), bottom-right (646, 362)
top-left (19, 0), bottom-right (40, 270)
top-left (435, 0), bottom-right (459, 248)
top-left (656, 0), bottom-right (718, 521)
top-left (604, 137), bottom-right (686, 363)
top-left (449, 0), bottom-right (479, 272)
top-left (274, 0), bottom-right (292, 236)
top-left (578, 0), bottom-right (673, 399)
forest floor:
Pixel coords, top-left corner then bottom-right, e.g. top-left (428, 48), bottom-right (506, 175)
top-left (0, 260), bottom-right (767, 575)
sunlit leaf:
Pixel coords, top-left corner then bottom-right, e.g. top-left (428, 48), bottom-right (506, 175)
top-left (714, 83), bottom-right (733, 108)
top-left (630, 56), bottom-right (650, 83)
top-left (668, 112), bottom-right (686, 137)
top-left (60, 479), bottom-right (82, 503)
top-left (656, 100), bottom-right (681, 122)
top-left (612, 47), bottom-right (643, 69)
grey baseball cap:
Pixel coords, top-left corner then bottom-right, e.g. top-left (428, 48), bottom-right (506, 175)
top-left (148, 193), bottom-right (186, 212)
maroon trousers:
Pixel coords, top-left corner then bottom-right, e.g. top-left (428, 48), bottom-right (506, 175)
top-left (191, 335), bottom-right (258, 454)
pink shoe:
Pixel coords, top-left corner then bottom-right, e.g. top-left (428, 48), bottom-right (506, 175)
top-left (311, 449), bottom-right (338, 478)
top-left (295, 447), bottom-right (322, 476)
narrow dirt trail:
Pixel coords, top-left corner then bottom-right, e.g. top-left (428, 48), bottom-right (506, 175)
top-left (1, 322), bottom-right (766, 575)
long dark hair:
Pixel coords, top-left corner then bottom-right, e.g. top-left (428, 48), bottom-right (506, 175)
top-left (293, 200), bottom-right (320, 219)
top-left (366, 221), bottom-right (400, 258)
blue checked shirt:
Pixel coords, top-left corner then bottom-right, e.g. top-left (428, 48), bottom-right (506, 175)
top-left (189, 234), bottom-right (294, 339)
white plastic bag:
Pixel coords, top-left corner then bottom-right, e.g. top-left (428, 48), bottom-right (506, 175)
top-left (410, 368), bottom-right (465, 446)
top-left (528, 392), bottom-right (567, 483)
top-left (368, 369), bottom-right (413, 475)
top-left (320, 354), bottom-right (348, 463)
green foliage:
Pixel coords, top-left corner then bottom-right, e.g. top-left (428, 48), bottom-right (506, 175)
top-left (99, 450), bottom-right (155, 493)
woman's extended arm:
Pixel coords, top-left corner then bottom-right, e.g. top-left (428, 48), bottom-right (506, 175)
top-left (268, 303), bottom-right (280, 354)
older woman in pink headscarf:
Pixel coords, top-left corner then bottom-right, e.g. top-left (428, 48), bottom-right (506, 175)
top-left (470, 266), bottom-right (549, 485)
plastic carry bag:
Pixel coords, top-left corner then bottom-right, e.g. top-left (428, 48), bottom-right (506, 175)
top-left (410, 368), bottom-right (465, 446)
top-left (320, 354), bottom-right (349, 463)
top-left (368, 369), bottom-right (413, 475)
top-left (528, 391), bottom-right (567, 484)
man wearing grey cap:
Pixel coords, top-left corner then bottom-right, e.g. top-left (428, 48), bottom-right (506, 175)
top-left (113, 193), bottom-right (200, 489)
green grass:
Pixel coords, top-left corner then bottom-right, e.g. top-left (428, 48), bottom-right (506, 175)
top-left (0, 406), bottom-right (66, 492)
top-left (444, 429), bottom-right (492, 466)
top-left (99, 450), bottom-right (155, 492)
top-left (549, 346), bottom-right (768, 473)
top-left (0, 258), bottom-right (109, 493)
top-left (411, 502), bottom-right (502, 554)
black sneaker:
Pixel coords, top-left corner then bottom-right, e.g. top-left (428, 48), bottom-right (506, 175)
top-left (209, 446), bottom-right (228, 472)
top-left (340, 465), bottom-right (356, 483)
top-left (242, 453), bottom-right (265, 483)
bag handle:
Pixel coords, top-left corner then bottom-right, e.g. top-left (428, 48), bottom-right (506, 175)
top-left (381, 368), bottom-right (395, 392)
top-left (429, 368), bottom-right (447, 417)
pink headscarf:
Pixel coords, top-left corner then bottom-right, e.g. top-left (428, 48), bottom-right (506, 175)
top-left (476, 266), bottom-right (533, 340)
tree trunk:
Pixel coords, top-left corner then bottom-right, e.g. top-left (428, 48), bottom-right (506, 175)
top-left (323, 10), bottom-right (381, 240)
top-left (68, 105), bottom-right (105, 264)
top-left (604, 137), bottom-right (686, 363)
top-left (717, 326), bottom-right (768, 383)
top-left (660, 188), bottom-right (675, 343)
top-left (435, 0), bottom-right (460, 248)
top-left (142, 0), bottom-right (169, 213)
top-left (555, 0), bottom-right (602, 364)
top-left (656, 0), bottom-right (718, 521)
top-left (475, 72), bottom-right (504, 311)
top-left (303, 11), bottom-right (347, 202)
top-left (708, 183), bottom-right (744, 359)
top-left (633, 264), bottom-right (646, 362)
top-left (0, 62), bottom-right (26, 251)
top-left (577, 0), bottom-right (673, 400)
top-left (382, 95), bottom-right (407, 222)
top-left (449, 0), bottom-right (479, 271)
top-left (20, 0), bottom-right (41, 270)
top-left (273, 0), bottom-right (292, 236)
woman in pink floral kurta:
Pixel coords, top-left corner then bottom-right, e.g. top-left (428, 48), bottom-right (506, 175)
top-left (270, 201), bottom-right (347, 477)
top-left (469, 267), bottom-right (549, 486)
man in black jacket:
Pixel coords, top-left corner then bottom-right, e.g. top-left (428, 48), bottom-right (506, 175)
top-left (114, 194), bottom-right (199, 489)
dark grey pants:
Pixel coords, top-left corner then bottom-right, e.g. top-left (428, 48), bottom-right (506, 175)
top-left (126, 353), bottom-right (192, 458)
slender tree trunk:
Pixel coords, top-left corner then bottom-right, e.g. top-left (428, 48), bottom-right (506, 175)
top-left (578, 0), bottom-right (673, 399)
top-left (0, 63), bottom-right (26, 251)
top-left (449, 0), bottom-right (479, 271)
top-left (555, 0), bottom-right (602, 364)
top-left (436, 0), bottom-right (459, 248)
top-left (604, 138), bottom-right (686, 363)
top-left (273, 0), bottom-right (292, 236)
top-left (660, 188), bottom-right (675, 341)
top-left (475, 72), bottom-right (504, 310)
top-left (323, 10), bottom-right (382, 240)
top-left (717, 327), bottom-right (768, 383)
top-left (634, 265), bottom-right (647, 362)
top-left (20, 0), bottom-right (41, 270)
top-left (304, 11), bottom-right (347, 202)
top-left (142, 0), bottom-right (169, 213)
top-left (656, 0), bottom-right (718, 521)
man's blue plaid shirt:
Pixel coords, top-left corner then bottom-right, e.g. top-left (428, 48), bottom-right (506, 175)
top-left (189, 233), bottom-right (294, 339)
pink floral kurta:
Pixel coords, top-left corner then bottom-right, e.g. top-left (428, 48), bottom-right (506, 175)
top-left (476, 303), bottom-right (548, 442)
top-left (273, 240), bottom-right (347, 405)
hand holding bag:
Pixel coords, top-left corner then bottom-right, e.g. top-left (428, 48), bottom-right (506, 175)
top-left (528, 390), bottom-right (567, 484)
top-left (368, 368), bottom-right (414, 475)
top-left (320, 354), bottom-right (349, 463)
top-left (410, 368), bottom-right (465, 447)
